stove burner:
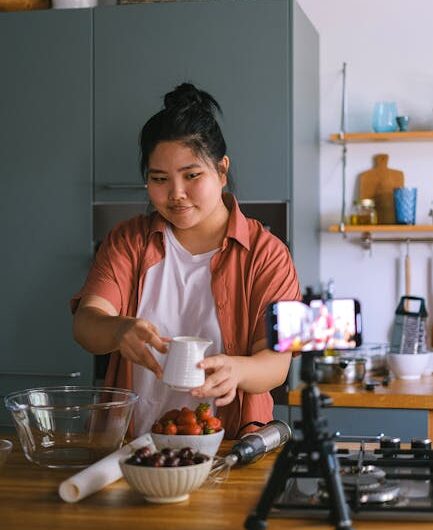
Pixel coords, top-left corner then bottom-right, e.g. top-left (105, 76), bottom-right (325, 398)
top-left (341, 465), bottom-right (386, 485)
top-left (341, 473), bottom-right (382, 492)
top-left (318, 474), bottom-right (400, 505)
top-left (321, 464), bottom-right (394, 501)
top-left (358, 484), bottom-right (400, 504)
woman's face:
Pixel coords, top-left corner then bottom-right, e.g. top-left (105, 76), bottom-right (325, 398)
top-left (146, 141), bottom-right (229, 232)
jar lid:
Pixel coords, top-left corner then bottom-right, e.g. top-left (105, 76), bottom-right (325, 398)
top-left (360, 198), bottom-right (375, 207)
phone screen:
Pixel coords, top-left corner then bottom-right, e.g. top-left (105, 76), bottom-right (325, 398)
top-left (267, 299), bottom-right (362, 353)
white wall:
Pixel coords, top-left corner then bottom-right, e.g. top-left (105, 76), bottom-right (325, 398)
top-left (298, 0), bottom-right (433, 345)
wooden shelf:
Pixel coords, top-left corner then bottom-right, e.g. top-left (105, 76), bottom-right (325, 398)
top-left (328, 224), bottom-right (433, 233)
top-left (329, 131), bottom-right (433, 143)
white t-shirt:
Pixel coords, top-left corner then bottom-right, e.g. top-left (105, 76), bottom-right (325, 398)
top-left (133, 225), bottom-right (223, 435)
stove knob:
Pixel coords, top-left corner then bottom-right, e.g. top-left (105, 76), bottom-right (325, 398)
top-left (411, 438), bottom-right (432, 450)
top-left (380, 436), bottom-right (401, 449)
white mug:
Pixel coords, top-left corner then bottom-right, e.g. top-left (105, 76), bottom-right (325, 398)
top-left (162, 336), bottom-right (213, 391)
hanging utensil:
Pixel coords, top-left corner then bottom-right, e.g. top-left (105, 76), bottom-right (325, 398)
top-left (405, 240), bottom-right (411, 297)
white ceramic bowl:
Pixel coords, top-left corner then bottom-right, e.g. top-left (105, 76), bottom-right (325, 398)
top-left (422, 352), bottom-right (433, 376)
top-left (151, 429), bottom-right (224, 457)
top-left (387, 353), bottom-right (431, 380)
top-left (120, 457), bottom-right (213, 503)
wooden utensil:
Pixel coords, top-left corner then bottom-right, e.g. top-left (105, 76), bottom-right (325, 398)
top-left (405, 241), bottom-right (411, 298)
top-left (359, 154), bottom-right (405, 224)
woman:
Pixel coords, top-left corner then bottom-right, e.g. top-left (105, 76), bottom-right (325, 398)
top-left (71, 83), bottom-right (301, 438)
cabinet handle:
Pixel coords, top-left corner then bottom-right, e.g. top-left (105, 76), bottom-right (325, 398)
top-left (102, 184), bottom-right (147, 190)
top-left (0, 371), bottom-right (81, 378)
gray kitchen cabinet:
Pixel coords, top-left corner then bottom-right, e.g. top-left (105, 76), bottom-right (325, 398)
top-left (0, 10), bottom-right (94, 426)
top-left (93, 0), bottom-right (320, 289)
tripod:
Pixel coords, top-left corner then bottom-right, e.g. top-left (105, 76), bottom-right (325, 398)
top-left (244, 352), bottom-right (354, 530)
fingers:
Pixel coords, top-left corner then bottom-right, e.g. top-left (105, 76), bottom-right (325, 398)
top-left (136, 321), bottom-right (170, 353)
top-left (191, 354), bottom-right (238, 406)
top-left (120, 340), bottom-right (164, 379)
top-left (215, 387), bottom-right (237, 407)
top-left (118, 318), bottom-right (170, 377)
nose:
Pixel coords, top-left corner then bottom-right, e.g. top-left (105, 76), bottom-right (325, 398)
top-left (168, 179), bottom-right (187, 201)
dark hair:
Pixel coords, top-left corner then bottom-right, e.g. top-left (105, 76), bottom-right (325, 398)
top-left (139, 83), bottom-right (232, 188)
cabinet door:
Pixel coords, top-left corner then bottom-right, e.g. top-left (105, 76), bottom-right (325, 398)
top-left (94, 0), bottom-right (290, 202)
top-left (0, 10), bottom-right (94, 424)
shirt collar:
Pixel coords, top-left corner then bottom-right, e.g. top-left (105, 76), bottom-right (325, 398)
top-left (222, 193), bottom-right (250, 250)
top-left (147, 192), bottom-right (250, 251)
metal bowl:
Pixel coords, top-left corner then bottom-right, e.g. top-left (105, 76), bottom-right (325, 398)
top-left (4, 386), bottom-right (138, 468)
top-left (315, 356), bottom-right (367, 384)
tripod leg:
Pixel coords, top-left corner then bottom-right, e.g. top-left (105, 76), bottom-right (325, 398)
top-left (244, 441), bottom-right (296, 530)
top-left (320, 440), bottom-right (354, 530)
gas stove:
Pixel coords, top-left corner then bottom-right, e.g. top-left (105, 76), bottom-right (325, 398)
top-left (270, 435), bottom-right (433, 522)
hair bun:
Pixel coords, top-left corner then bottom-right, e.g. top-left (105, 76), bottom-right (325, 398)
top-left (164, 82), bottom-right (221, 115)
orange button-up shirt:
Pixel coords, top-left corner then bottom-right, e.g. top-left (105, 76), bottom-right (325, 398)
top-left (71, 194), bottom-right (301, 438)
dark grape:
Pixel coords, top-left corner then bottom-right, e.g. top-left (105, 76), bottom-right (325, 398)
top-left (135, 446), bottom-right (153, 459)
top-left (161, 448), bottom-right (176, 458)
top-left (179, 458), bottom-right (194, 466)
top-left (148, 453), bottom-right (166, 467)
top-left (164, 456), bottom-right (180, 467)
top-left (126, 455), bottom-right (142, 465)
top-left (126, 446), bottom-right (209, 467)
top-left (178, 447), bottom-right (194, 460)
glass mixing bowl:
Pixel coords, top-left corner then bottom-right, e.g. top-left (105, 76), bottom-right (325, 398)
top-left (4, 386), bottom-right (138, 468)
top-left (0, 439), bottom-right (13, 471)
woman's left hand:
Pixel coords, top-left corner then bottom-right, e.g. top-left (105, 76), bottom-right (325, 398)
top-left (190, 354), bottom-right (241, 407)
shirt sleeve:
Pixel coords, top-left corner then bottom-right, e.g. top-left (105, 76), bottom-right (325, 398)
top-left (70, 219), bottom-right (141, 315)
top-left (249, 236), bottom-right (302, 348)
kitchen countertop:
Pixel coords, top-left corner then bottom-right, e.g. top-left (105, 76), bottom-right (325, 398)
top-left (289, 374), bottom-right (433, 439)
top-left (1, 435), bottom-right (433, 530)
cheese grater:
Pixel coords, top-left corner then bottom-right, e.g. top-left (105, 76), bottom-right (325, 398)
top-left (390, 296), bottom-right (428, 354)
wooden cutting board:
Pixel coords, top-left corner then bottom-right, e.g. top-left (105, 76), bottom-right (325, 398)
top-left (359, 154), bottom-right (405, 224)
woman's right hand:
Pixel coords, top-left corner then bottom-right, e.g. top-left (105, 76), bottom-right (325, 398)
top-left (115, 317), bottom-right (170, 378)
top-left (73, 295), bottom-right (170, 379)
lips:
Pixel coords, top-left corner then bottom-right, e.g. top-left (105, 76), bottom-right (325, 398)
top-left (169, 205), bottom-right (193, 214)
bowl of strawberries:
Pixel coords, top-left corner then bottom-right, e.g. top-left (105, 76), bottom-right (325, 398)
top-left (150, 403), bottom-right (224, 457)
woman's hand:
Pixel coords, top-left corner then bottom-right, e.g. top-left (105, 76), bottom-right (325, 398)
top-left (190, 354), bottom-right (242, 407)
top-left (116, 317), bottom-right (170, 379)
top-left (73, 296), bottom-right (170, 379)
top-left (189, 345), bottom-right (292, 407)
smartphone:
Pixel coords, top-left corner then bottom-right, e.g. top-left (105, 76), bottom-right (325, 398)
top-left (266, 299), bottom-right (362, 353)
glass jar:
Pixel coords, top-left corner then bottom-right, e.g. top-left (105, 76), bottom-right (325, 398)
top-left (349, 199), bottom-right (378, 225)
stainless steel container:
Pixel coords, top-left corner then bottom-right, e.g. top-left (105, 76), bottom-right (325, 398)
top-left (315, 356), bottom-right (366, 384)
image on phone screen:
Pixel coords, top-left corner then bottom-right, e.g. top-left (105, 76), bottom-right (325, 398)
top-left (267, 299), bottom-right (362, 353)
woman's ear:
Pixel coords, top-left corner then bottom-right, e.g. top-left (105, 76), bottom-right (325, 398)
top-left (219, 156), bottom-right (230, 186)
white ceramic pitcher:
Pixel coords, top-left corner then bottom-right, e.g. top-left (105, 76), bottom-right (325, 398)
top-left (162, 336), bottom-right (213, 391)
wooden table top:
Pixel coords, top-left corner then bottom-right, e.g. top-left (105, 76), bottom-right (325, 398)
top-left (1, 435), bottom-right (433, 530)
top-left (288, 375), bottom-right (433, 409)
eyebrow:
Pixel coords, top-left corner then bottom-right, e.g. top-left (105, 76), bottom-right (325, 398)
top-left (147, 163), bottom-right (203, 174)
